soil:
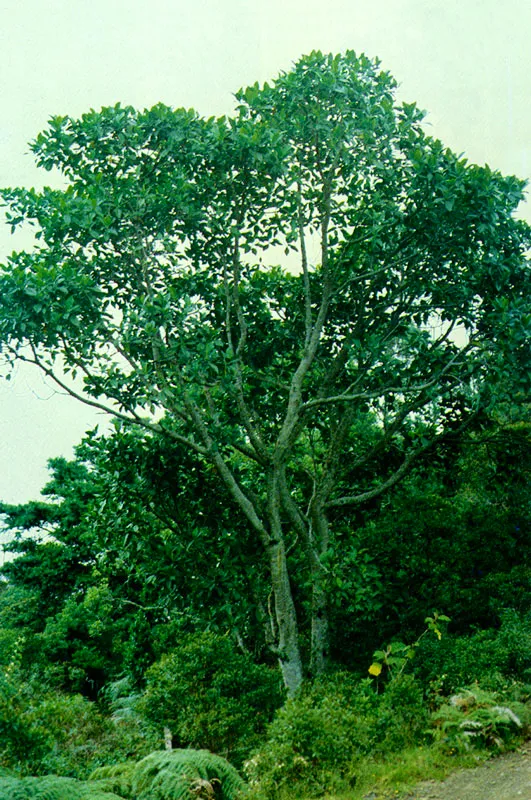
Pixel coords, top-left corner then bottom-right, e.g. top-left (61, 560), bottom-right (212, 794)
top-left (404, 742), bottom-right (531, 800)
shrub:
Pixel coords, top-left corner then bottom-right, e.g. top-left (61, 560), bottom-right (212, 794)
top-left (0, 672), bottom-right (48, 773)
top-left (244, 672), bottom-right (428, 798)
top-left (374, 675), bottom-right (429, 752)
top-left (0, 750), bottom-right (245, 800)
top-left (139, 632), bottom-right (284, 766)
top-left (88, 763), bottom-right (137, 800)
top-left (0, 773), bottom-right (122, 799)
top-left (414, 610), bottom-right (531, 694)
top-left (0, 670), bottom-right (154, 778)
top-left (30, 692), bottom-right (155, 778)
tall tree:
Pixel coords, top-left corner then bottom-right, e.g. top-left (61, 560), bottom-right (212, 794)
top-left (0, 51), bottom-right (529, 693)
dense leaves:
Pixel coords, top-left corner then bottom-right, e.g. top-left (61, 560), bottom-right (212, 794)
top-left (0, 50), bottom-right (529, 693)
top-left (140, 632), bottom-right (284, 765)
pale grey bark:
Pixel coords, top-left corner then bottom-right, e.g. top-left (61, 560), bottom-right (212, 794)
top-left (268, 537), bottom-right (304, 695)
top-left (308, 510), bottom-right (330, 677)
top-left (164, 727), bottom-right (173, 750)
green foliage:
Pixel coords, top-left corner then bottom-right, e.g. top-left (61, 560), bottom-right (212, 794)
top-left (0, 750), bottom-right (245, 800)
top-left (0, 47), bottom-right (529, 800)
top-left (414, 610), bottom-right (531, 693)
top-left (0, 774), bottom-right (122, 799)
top-left (368, 613), bottom-right (450, 680)
top-left (431, 685), bottom-right (530, 753)
top-left (0, 430), bottom-right (271, 693)
top-left (140, 632), bottom-right (284, 765)
top-left (244, 672), bottom-right (428, 798)
top-left (27, 692), bottom-right (154, 778)
top-left (87, 763), bottom-right (136, 800)
top-left (1, 49), bottom-right (528, 690)
top-left (0, 663), bottom-right (154, 779)
top-left (330, 412), bottom-right (530, 664)
top-left (130, 750), bottom-right (244, 800)
top-left (0, 670), bottom-right (49, 773)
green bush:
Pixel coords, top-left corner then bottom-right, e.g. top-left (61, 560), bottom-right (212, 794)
top-left (373, 675), bottom-right (429, 752)
top-left (88, 763), bottom-right (137, 800)
top-left (415, 610), bottom-right (531, 693)
top-left (0, 670), bottom-right (154, 778)
top-left (139, 632), bottom-right (284, 766)
top-left (130, 750), bottom-right (245, 800)
top-left (0, 672), bottom-right (48, 773)
top-left (0, 749), bottom-right (245, 800)
top-left (30, 692), bottom-right (154, 778)
top-left (244, 672), bottom-right (428, 798)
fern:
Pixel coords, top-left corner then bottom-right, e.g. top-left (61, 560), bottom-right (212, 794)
top-left (89, 762), bottom-right (137, 799)
top-left (432, 686), bottom-right (530, 752)
top-left (0, 749), bottom-right (245, 800)
top-left (0, 774), bottom-right (123, 800)
top-left (131, 749), bottom-right (245, 800)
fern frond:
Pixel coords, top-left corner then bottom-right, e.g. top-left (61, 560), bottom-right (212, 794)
top-left (131, 749), bottom-right (245, 800)
top-left (89, 761), bottom-right (136, 798)
top-left (0, 774), bottom-right (124, 800)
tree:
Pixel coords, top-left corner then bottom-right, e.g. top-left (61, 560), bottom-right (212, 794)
top-left (0, 433), bottom-right (270, 692)
top-left (0, 51), bottom-right (529, 694)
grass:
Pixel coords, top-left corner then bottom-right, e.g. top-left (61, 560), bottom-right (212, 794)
top-left (346, 746), bottom-right (490, 799)
top-left (267, 744), bottom-right (494, 800)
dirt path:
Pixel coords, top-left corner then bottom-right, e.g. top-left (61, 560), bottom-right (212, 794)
top-left (406, 742), bottom-right (531, 800)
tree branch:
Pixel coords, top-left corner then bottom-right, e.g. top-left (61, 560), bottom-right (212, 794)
top-left (13, 345), bottom-right (208, 456)
top-left (222, 240), bottom-right (269, 463)
top-left (297, 181), bottom-right (313, 349)
top-left (326, 445), bottom-right (425, 509)
top-left (179, 386), bottom-right (271, 547)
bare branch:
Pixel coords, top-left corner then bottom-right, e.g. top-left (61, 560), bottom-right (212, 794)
top-left (304, 338), bottom-right (477, 412)
top-left (222, 240), bottom-right (269, 463)
top-left (327, 407), bottom-right (481, 510)
top-left (179, 387), bottom-right (271, 546)
top-left (279, 470), bottom-right (309, 541)
top-left (326, 446), bottom-right (424, 509)
top-left (297, 181), bottom-right (313, 348)
top-left (274, 189), bottom-right (335, 463)
top-left (14, 346), bottom-right (208, 456)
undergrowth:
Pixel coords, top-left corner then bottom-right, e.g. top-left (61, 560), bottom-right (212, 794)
top-left (2, 614), bottom-right (530, 800)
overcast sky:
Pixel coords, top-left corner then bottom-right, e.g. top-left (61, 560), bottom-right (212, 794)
top-left (0, 0), bottom-right (530, 504)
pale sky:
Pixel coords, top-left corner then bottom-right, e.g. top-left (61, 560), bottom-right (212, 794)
top-left (0, 0), bottom-right (530, 504)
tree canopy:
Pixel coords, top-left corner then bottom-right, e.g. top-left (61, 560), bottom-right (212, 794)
top-left (0, 51), bottom-right (529, 693)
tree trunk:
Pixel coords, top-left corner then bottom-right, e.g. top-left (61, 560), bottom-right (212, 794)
top-left (268, 538), bottom-right (304, 695)
top-left (309, 565), bottom-right (329, 676)
top-left (163, 727), bottom-right (173, 750)
top-left (309, 508), bottom-right (330, 676)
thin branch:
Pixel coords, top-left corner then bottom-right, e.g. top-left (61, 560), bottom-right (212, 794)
top-left (298, 180), bottom-right (313, 348)
top-left (312, 403), bottom-right (357, 506)
top-left (303, 339), bottom-right (477, 412)
top-left (179, 387), bottom-right (271, 547)
top-left (222, 240), bottom-right (269, 462)
top-left (327, 408), bottom-right (481, 510)
top-left (14, 345), bottom-right (207, 456)
top-left (274, 189), bottom-right (334, 462)
top-left (326, 446), bottom-right (424, 509)
top-left (279, 470), bottom-right (309, 540)
top-left (118, 598), bottom-right (172, 613)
